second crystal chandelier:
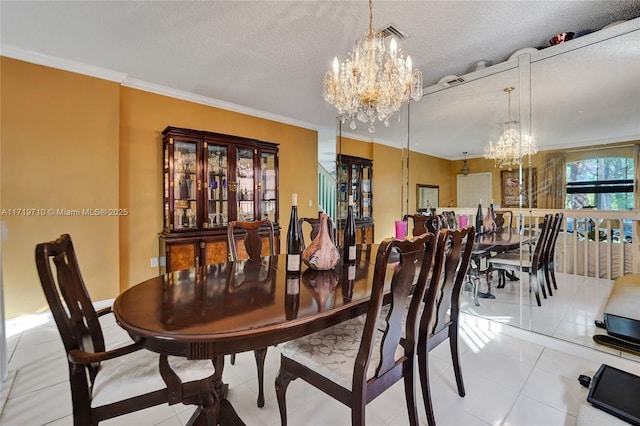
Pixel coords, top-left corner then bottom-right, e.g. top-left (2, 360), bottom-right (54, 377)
top-left (484, 87), bottom-right (538, 170)
top-left (322, 0), bottom-right (423, 133)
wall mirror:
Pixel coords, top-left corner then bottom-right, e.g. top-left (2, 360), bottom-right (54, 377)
top-left (335, 21), bottom-right (639, 354)
top-left (416, 184), bottom-right (439, 212)
top-left (459, 24), bottom-right (639, 350)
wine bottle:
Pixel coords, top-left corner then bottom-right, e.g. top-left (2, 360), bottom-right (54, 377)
top-left (286, 193), bottom-right (301, 273)
top-left (344, 195), bottom-right (357, 262)
top-left (475, 199), bottom-right (483, 234)
top-left (285, 273), bottom-right (300, 320)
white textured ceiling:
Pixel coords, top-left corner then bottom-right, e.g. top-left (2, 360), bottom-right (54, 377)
top-left (1, 1), bottom-right (639, 160)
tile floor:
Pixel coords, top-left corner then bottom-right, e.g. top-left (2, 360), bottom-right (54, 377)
top-left (461, 272), bottom-right (622, 353)
top-left (2, 275), bottom-right (639, 425)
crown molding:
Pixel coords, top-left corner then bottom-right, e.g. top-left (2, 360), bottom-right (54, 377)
top-left (1, 45), bottom-right (128, 82)
top-left (1, 45), bottom-right (319, 133)
top-left (121, 77), bottom-right (319, 132)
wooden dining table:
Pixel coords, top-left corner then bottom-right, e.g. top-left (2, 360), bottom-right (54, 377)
top-left (470, 229), bottom-right (535, 301)
top-left (113, 244), bottom-right (394, 425)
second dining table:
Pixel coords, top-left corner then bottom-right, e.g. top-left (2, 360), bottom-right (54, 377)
top-left (113, 244), bottom-right (400, 425)
top-left (470, 228), bottom-right (535, 302)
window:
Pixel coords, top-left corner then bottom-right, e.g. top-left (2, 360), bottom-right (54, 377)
top-left (565, 156), bottom-right (634, 242)
top-left (565, 157), bottom-right (634, 210)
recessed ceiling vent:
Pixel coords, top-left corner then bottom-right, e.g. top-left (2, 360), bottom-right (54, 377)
top-left (378, 24), bottom-right (409, 40)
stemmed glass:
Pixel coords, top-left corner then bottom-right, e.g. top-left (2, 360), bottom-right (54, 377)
top-left (208, 213), bottom-right (216, 227)
top-left (176, 209), bottom-right (184, 229)
top-left (186, 208), bottom-right (194, 228)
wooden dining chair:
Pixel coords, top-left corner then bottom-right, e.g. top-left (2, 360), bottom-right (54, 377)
top-left (227, 219), bottom-right (275, 261)
top-left (275, 233), bottom-right (437, 426)
top-left (403, 213), bottom-right (441, 236)
top-left (299, 215), bottom-right (335, 249)
top-left (35, 234), bottom-right (217, 425)
top-left (489, 214), bottom-right (553, 306)
top-left (494, 210), bottom-right (514, 230)
top-left (418, 226), bottom-right (475, 426)
top-left (441, 210), bottom-right (457, 229)
top-left (227, 219), bottom-right (275, 408)
top-left (543, 212), bottom-right (564, 292)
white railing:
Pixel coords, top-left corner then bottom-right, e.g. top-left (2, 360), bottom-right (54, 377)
top-left (445, 208), bottom-right (640, 280)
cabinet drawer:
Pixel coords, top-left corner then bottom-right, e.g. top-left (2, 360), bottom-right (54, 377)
top-left (204, 240), bottom-right (229, 265)
top-left (167, 242), bottom-right (197, 271)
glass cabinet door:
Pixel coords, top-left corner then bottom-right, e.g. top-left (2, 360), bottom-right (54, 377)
top-left (350, 163), bottom-right (362, 217)
top-left (236, 147), bottom-right (255, 221)
top-left (173, 140), bottom-right (198, 230)
top-left (206, 143), bottom-right (228, 227)
top-left (261, 151), bottom-right (277, 221)
top-left (337, 161), bottom-right (349, 219)
top-left (362, 164), bottom-right (372, 219)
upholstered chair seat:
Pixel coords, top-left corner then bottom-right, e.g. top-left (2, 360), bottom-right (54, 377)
top-left (280, 315), bottom-right (404, 391)
top-left (91, 352), bottom-right (214, 407)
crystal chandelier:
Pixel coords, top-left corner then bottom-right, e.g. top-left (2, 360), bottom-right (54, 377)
top-left (484, 87), bottom-right (538, 170)
top-left (322, 0), bottom-right (422, 133)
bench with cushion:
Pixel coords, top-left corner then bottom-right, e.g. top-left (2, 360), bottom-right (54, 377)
top-left (601, 274), bottom-right (640, 321)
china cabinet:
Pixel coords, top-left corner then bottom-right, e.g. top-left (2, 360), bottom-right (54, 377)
top-left (160, 126), bottom-right (280, 272)
top-left (337, 154), bottom-right (374, 244)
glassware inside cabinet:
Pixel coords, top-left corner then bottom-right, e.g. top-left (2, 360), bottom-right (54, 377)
top-left (337, 161), bottom-right (349, 219)
top-left (236, 148), bottom-right (255, 221)
top-left (350, 163), bottom-right (361, 217)
top-left (173, 141), bottom-right (197, 229)
top-left (362, 166), bottom-right (371, 219)
top-left (206, 144), bottom-right (228, 226)
top-left (261, 152), bottom-right (277, 221)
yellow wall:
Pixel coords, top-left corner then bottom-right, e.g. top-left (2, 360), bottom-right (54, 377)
top-left (409, 150), bottom-right (453, 210)
top-left (1, 57), bottom-right (121, 316)
top-left (339, 136), bottom-right (453, 241)
top-left (1, 58), bottom-right (318, 317)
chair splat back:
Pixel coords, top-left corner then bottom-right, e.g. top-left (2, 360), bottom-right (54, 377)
top-left (532, 214), bottom-right (553, 267)
top-left (494, 210), bottom-right (513, 230)
top-left (36, 234), bottom-right (105, 378)
top-left (355, 233), bottom-right (436, 385)
top-left (425, 226), bottom-right (475, 338)
top-left (227, 219), bottom-right (275, 261)
top-left (403, 214), bottom-right (441, 236)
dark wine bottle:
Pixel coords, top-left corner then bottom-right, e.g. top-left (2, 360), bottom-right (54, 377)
top-left (286, 193), bottom-right (301, 273)
top-left (344, 195), bottom-right (357, 262)
top-left (475, 199), bottom-right (483, 234)
top-left (285, 273), bottom-right (300, 320)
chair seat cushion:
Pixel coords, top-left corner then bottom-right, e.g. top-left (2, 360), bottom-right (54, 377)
top-left (91, 348), bottom-right (214, 407)
top-left (490, 253), bottom-right (532, 268)
top-left (280, 315), bottom-right (404, 391)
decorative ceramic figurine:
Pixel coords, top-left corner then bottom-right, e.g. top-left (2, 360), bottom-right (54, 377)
top-left (302, 213), bottom-right (340, 270)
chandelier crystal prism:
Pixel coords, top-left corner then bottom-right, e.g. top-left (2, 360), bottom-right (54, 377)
top-left (484, 87), bottom-right (538, 170)
top-left (322, 0), bottom-right (422, 133)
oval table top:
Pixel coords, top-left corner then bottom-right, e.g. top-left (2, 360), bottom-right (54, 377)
top-left (113, 244), bottom-right (392, 358)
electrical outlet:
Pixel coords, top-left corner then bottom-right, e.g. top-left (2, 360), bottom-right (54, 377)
top-left (150, 257), bottom-right (158, 268)
top-left (308, 199), bottom-right (313, 207)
